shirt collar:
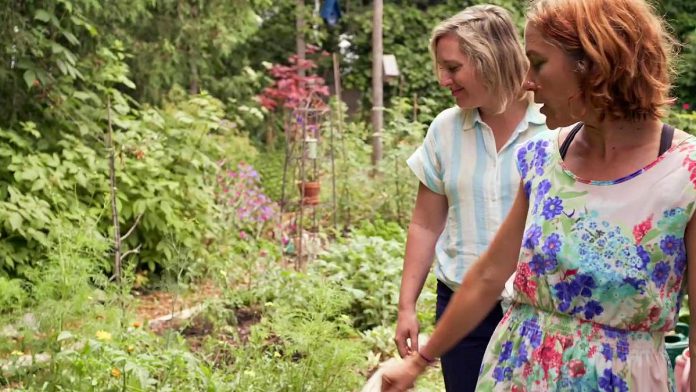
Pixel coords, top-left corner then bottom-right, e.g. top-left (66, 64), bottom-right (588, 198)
top-left (459, 102), bottom-right (546, 133)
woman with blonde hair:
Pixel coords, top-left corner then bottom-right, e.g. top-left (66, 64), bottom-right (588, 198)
top-left (384, 0), bottom-right (696, 390)
top-left (394, 4), bottom-right (547, 391)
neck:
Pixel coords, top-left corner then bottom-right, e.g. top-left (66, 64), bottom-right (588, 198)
top-left (580, 117), bottom-right (663, 157)
top-left (479, 98), bottom-right (528, 133)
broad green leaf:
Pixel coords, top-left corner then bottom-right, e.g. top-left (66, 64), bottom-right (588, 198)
top-left (34, 9), bottom-right (51, 22)
top-left (23, 70), bottom-right (36, 89)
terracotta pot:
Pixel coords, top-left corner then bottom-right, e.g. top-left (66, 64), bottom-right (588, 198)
top-left (297, 181), bottom-right (320, 205)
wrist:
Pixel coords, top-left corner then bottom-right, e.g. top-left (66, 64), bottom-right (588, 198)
top-left (398, 303), bottom-right (417, 313)
top-left (413, 348), bottom-right (437, 368)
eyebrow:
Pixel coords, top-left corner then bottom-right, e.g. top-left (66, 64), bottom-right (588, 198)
top-left (525, 50), bottom-right (543, 58)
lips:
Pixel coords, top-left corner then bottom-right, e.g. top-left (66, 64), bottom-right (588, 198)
top-left (451, 88), bottom-right (464, 97)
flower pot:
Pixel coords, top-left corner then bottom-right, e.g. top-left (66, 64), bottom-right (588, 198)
top-left (297, 181), bottom-right (320, 205)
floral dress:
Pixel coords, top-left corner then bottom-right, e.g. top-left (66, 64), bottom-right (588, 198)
top-left (476, 129), bottom-right (696, 391)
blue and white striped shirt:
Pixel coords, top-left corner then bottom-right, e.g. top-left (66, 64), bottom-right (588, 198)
top-left (407, 103), bottom-right (548, 292)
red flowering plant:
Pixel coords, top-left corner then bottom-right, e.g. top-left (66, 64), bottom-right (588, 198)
top-left (257, 46), bottom-right (330, 143)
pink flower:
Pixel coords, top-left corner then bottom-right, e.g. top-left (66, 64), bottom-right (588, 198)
top-left (239, 231), bottom-right (248, 240)
top-left (683, 103), bottom-right (691, 111)
top-left (632, 216), bottom-right (653, 244)
top-left (568, 359), bottom-right (586, 378)
top-left (514, 263), bottom-right (538, 303)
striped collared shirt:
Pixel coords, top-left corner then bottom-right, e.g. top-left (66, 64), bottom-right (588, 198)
top-left (407, 103), bottom-right (548, 292)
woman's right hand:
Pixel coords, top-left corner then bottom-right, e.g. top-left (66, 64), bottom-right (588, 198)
top-left (394, 309), bottom-right (420, 357)
top-left (381, 353), bottom-right (428, 392)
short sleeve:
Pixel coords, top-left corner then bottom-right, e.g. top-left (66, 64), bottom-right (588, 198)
top-left (407, 120), bottom-right (445, 195)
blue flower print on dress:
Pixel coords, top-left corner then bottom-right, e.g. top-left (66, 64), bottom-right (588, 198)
top-left (542, 196), bottom-right (564, 219)
top-left (660, 235), bottom-right (680, 255)
top-left (598, 369), bottom-right (629, 392)
top-left (523, 224), bottom-right (542, 249)
top-left (542, 233), bottom-right (562, 255)
top-left (651, 261), bottom-right (670, 287)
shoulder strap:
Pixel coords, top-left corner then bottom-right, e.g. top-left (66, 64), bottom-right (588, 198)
top-left (560, 123), bottom-right (583, 159)
top-left (658, 123), bottom-right (675, 157)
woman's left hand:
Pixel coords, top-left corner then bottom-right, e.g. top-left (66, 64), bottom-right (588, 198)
top-left (380, 353), bottom-right (428, 392)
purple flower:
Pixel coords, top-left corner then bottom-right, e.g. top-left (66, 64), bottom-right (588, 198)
top-left (514, 341), bottom-right (528, 367)
top-left (660, 235), bottom-right (680, 255)
top-left (574, 274), bottom-right (596, 297)
top-left (635, 246), bottom-right (650, 270)
top-left (523, 224), bottom-right (542, 249)
top-left (537, 179), bottom-right (552, 197)
top-left (529, 255), bottom-right (546, 276)
top-left (542, 197), bottom-right (563, 220)
top-left (499, 341), bottom-right (513, 362)
top-left (675, 245), bottom-right (687, 277)
top-left (599, 368), bottom-right (629, 392)
top-left (520, 318), bottom-right (542, 348)
top-left (492, 366), bottom-right (512, 382)
top-left (542, 233), bottom-right (562, 256)
top-left (583, 300), bottom-right (604, 319)
top-left (651, 261), bottom-right (670, 287)
top-left (601, 344), bottom-right (613, 361)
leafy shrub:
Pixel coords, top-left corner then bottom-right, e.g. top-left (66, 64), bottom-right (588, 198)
top-left (312, 235), bottom-right (404, 330)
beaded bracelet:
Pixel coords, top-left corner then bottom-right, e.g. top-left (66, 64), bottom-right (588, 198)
top-left (417, 350), bottom-right (436, 365)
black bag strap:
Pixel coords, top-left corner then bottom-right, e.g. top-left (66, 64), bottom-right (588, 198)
top-left (559, 123), bottom-right (583, 159)
top-left (658, 123), bottom-right (675, 157)
top-left (561, 123), bottom-right (675, 159)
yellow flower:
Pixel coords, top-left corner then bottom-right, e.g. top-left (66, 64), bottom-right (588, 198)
top-left (127, 345), bottom-right (135, 353)
top-left (111, 367), bottom-right (122, 378)
top-left (95, 330), bottom-right (112, 341)
top-left (11, 350), bottom-right (23, 356)
top-left (273, 351), bottom-right (281, 358)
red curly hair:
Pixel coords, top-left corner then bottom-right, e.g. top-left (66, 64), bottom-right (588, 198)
top-left (527, 0), bottom-right (677, 120)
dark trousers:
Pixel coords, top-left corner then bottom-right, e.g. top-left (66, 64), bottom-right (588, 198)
top-left (435, 281), bottom-right (503, 392)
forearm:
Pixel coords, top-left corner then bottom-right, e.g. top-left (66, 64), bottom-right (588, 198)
top-left (419, 259), bottom-right (508, 359)
top-left (419, 182), bottom-right (527, 359)
top-left (398, 223), bottom-right (439, 312)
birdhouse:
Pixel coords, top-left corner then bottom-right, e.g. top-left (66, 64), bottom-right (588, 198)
top-left (383, 54), bottom-right (400, 82)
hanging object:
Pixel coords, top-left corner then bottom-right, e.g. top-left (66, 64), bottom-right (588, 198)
top-left (305, 137), bottom-right (318, 159)
top-left (320, 0), bottom-right (341, 26)
top-left (383, 54), bottom-right (400, 82)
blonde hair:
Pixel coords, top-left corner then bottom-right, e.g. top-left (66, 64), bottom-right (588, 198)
top-left (430, 4), bottom-right (530, 112)
top-left (527, 0), bottom-right (677, 120)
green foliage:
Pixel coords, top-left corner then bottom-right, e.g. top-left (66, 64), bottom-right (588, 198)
top-left (660, 0), bottom-right (696, 105)
top-left (312, 234), bottom-right (404, 330)
top-left (668, 109), bottom-right (696, 135)
top-left (327, 97), bottom-right (433, 227)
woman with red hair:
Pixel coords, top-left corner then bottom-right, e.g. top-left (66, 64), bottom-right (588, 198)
top-left (382, 0), bottom-right (696, 390)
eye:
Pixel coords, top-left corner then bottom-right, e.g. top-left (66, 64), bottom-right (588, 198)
top-left (530, 59), bottom-right (545, 71)
top-left (447, 65), bottom-right (461, 73)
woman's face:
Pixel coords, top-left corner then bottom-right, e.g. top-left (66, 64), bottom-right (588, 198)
top-left (435, 34), bottom-right (493, 110)
top-left (524, 22), bottom-right (585, 129)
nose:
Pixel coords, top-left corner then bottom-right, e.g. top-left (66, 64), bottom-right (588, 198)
top-left (524, 79), bottom-right (538, 91)
top-left (439, 71), bottom-right (453, 88)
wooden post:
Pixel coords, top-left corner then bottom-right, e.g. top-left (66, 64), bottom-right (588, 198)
top-left (371, 0), bottom-right (383, 168)
top-left (296, 0), bottom-right (306, 77)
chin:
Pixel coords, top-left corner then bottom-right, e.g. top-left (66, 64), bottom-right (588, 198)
top-left (545, 115), bottom-right (575, 130)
